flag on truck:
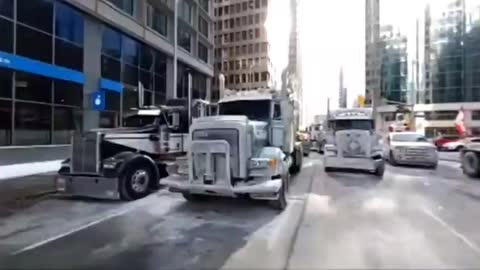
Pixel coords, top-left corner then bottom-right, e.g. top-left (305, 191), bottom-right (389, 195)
top-left (455, 107), bottom-right (466, 136)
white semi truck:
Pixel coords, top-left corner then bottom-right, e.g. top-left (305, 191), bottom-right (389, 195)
top-left (161, 88), bottom-right (303, 210)
top-left (323, 108), bottom-right (385, 177)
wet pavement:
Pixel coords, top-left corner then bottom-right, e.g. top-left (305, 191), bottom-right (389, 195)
top-left (1, 153), bottom-right (480, 269)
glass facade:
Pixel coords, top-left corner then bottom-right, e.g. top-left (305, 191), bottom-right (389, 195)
top-left (376, 0), bottom-right (480, 104)
top-left (100, 26), bottom-right (168, 127)
top-left (0, 0), bottom-right (213, 146)
top-left (0, 0), bottom-right (84, 146)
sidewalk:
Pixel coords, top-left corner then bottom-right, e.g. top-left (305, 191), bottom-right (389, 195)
top-left (0, 161), bottom-right (61, 217)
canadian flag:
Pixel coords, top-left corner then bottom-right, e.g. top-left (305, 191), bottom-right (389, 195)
top-left (455, 108), bottom-right (466, 136)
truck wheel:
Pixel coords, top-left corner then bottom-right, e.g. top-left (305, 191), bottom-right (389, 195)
top-left (270, 175), bottom-right (288, 210)
top-left (120, 163), bottom-right (153, 200)
top-left (290, 148), bottom-right (302, 175)
top-left (374, 162), bottom-right (385, 178)
top-left (389, 151), bottom-right (397, 166)
top-left (462, 151), bottom-right (480, 177)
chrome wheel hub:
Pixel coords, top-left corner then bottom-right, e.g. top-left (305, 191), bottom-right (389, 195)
top-left (131, 170), bottom-right (149, 193)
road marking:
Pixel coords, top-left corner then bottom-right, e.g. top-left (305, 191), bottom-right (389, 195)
top-left (422, 207), bottom-right (480, 255)
top-left (11, 202), bottom-right (142, 256)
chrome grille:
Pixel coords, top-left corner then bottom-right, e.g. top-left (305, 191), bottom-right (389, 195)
top-left (192, 129), bottom-right (239, 177)
top-left (71, 132), bottom-right (101, 173)
top-left (404, 147), bottom-right (432, 159)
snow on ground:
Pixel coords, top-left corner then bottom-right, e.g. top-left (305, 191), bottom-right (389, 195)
top-left (0, 160), bottom-right (62, 181)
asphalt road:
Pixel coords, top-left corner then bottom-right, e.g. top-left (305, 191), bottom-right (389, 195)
top-left (1, 153), bottom-right (480, 269)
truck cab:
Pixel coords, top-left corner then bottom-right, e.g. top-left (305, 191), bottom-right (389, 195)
top-left (162, 89), bottom-right (302, 210)
top-left (323, 108), bottom-right (385, 177)
top-left (56, 99), bottom-right (211, 201)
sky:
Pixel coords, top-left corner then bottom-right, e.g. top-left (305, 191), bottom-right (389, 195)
top-left (299, 0), bottom-right (365, 124)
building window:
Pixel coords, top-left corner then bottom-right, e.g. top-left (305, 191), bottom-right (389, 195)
top-left (0, 68), bottom-right (12, 98)
top-left (180, 0), bottom-right (193, 25)
top-left (199, 0), bottom-right (209, 12)
top-left (255, 0), bottom-right (260, 8)
top-left (179, 26), bottom-right (192, 52)
top-left (262, 0), bottom-right (267, 7)
top-left (17, 0), bottom-right (53, 33)
top-left (261, 71), bottom-right (269, 81)
top-left (54, 80), bottom-right (83, 107)
top-left (255, 14), bottom-right (260, 23)
top-left (0, 99), bottom-right (11, 145)
top-left (255, 28), bottom-right (260, 38)
top-left (55, 2), bottom-right (84, 45)
top-left (55, 38), bottom-right (83, 71)
top-left (147, 4), bottom-right (168, 37)
top-left (102, 27), bottom-right (122, 59)
top-left (242, 1), bottom-right (247, 10)
top-left (0, 17), bottom-right (13, 53)
top-left (15, 72), bottom-right (52, 103)
top-left (16, 24), bottom-right (52, 64)
top-left (472, 111), bottom-right (480, 120)
top-left (198, 42), bottom-right (208, 63)
top-left (107, 0), bottom-right (135, 15)
top-left (0, 0), bottom-right (13, 18)
top-left (15, 102), bottom-right (52, 145)
top-left (122, 36), bottom-right (140, 66)
top-left (53, 106), bottom-right (81, 144)
top-left (101, 55), bottom-right (121, 81)
top-left (199, 16), bottom-right (209, 37)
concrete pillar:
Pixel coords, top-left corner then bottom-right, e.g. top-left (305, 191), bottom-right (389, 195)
top-left (166, 58), bottom-right (176, 99)
top-left (82, 18), bottom-right (103, 131)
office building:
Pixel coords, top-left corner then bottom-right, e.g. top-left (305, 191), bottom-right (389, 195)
top-left (212, 0), bottom-right (273, 93)
top-left (365, 0), bottom-right (380, 107)
top-left (365, 0), bottom-right (480, 137)
top-left (288, 0), bottom-right (304, 125)
top-left (0, 0), bottom-right (213, 160)
top-left (338, 68), bottom-right (347, 108)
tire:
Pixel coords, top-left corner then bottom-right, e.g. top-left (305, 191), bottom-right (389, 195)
top-left (270, 174), bottom-right (288, 210)
top-left (182, 193), bottom-right (210, 202)
top-left (290, 148), bottom-right (302, 175)
top-left (120, 162), bottom-right (153, 200)
top-left (462, 151), bottom-right (480, 177)
top-left (389, 151), bottom-right (398, 166)
top-left (456, 146), bottom-right (465, 151)
top-left (303, 150), bottom-right (310, 157)
top-left (374, 162), bottom-right (385, 178)
top-left (430, 163), bottom-right (438, 170)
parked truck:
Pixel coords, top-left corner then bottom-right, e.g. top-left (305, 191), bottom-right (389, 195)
top-left (56, 98), bottom-right (212, 200)
top-left (161, 87), bottom-right (303, 210)
top-left (461, 137), bottom-right (480, 178)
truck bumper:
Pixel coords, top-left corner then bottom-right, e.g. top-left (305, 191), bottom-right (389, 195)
top-left (161, 174), bottom-right (282, 200)
top-left (324, 156), bottom-right (383, 172)
top-left (56, 175), bottom-right (120, 200)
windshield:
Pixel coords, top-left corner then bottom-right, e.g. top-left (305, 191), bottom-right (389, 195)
top-left (330, 120), bottom-right (373, 131)
top-left (123, 115), bottom-right (157, 127)
top-left (219, 100), bottom-right (271, 121)
top-left (392, 133), bottom-right (427, 142)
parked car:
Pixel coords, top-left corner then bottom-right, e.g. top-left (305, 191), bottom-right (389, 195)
top-left (442, 140), bottom-right (466, 151)
top-left (434, 135), bottom-right (460, 150)
top-left (384, 132), bottom-right (438, 168)
top-left (297, 131), bottom-right (311, 157)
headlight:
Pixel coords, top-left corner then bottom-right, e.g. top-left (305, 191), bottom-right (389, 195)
top-left (249, 158), bottom-right (270, 169)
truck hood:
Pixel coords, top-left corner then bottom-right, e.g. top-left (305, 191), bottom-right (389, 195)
top-left (390, 141), bottom-right (435, 148)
